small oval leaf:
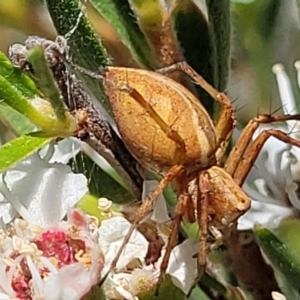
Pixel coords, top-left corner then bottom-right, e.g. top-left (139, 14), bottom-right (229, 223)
top-left (0, 135), bottom-right (51, 173)
top-left (254, 224), bottom-right (300, 291)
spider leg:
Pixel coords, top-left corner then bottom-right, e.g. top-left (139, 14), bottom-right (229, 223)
top-left (155, 191), bottom-right (188, 294)
top-left (209, 225), bottom-right (225, 250)
top-left (156, 62), bottom-right (236, 162)
top-left (224, 114), bottom-right (300, 182)
top-left (198, 172), bottom-right (209, 273)
top-left (187, 171), bottom-right (210, 294)
top-left (232, 129), bottom-right (300, 186)
top-left (99, 164), bottom-right (184, 286)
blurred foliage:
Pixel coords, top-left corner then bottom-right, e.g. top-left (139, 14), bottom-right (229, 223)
top-left (0, 0), bottom-right (299, 121)
top-left (229, 0), bottom-right (300, 122)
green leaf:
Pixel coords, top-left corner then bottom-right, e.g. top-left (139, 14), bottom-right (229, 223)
top-left (272, 269), bottom-right (298, 300)
top-left (77, 194), bottom-right (123, 224)
top-left (254, 224), bottom-right (300, 291)
top-left (27, 46), bottom-right (67, 121)
top-left (0, 51), bottom-right (41, 98)
top-left (0, 103), bottom-right (36, 135)
top-left (84, 284), bottom-right (106, 300)
top-left (77, 194), bottom-right (103, 222)
top-left (70, 152), bottom-right (134, 204)
top-left (276, 219), bottom-right (300, 261)
top-left (90, 0), bottom-right (156, 68)
top-left (0, 72), bottom-right (75, 136)
top-left (188, 287), bottom-right (211, 300)
top-left (274, 219), bottom-right (300, 297)
top-left (205, 0), bottom-right (230, 91)
top-left (256, 0), bottom-right (283, 42)
top-left (45, 0), bottom-right (112, 114)
top-left (0, 135), bottom-right (51, 173)
top-left (0, 72), bottom-right (38, 116)
top-left (129, 0), bottom-right (165, 26)
top-left (0, 51), bottom-right (76, 137)
top-left (173, 0), bottom-right (214, 114)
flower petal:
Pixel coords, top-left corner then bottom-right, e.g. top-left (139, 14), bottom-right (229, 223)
top-left (47, 138), bottom-right (81, 164)
top-left (166, 239), bottom-right (198, 294)
top-left (98, 216), bottom-right (148, 271)
top-left (142, 180), bottom-right (170, 224)
top-left (238, 198), bottom-right (294, 230)
top-left (44, 262), bottom-right (98, 300)
top-left (104, 273), bottom-right (137, 300)
top-left (0, 153), bottom-right (88, 225)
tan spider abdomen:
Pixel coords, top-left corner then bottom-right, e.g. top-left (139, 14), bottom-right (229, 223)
top-left (104, 67), bottom-right (217, 173)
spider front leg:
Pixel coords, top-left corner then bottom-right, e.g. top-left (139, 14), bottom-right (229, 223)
top-left (185, 171), bottom-right (210, 294)
top-left (198, 172), bottom-right (209, 270)
top-left (156, 189), bottom-right (190, 293)
top-left (209, 225), bottom-right (225, 250)
top-left (234, 129), bottom-right (300, 186)
top-left (224, 114), bottom-right (300, 185)
top-left (194, 165), bottom-right (252, 264)
top-left (195, 171), bottom-right (230, 275)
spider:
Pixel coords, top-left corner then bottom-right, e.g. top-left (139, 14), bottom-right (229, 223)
top-left (78, 62), bottom-right (300, 288)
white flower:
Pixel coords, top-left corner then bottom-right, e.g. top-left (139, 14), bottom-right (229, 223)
top-left (0, 210), bottom-right (104, 300)
top-left (238, 62), bottom-right (300, 230)
top-left (165, 239), bottom-right (198, 294)
top-left (99, 216), bottom-right (149, 272)
top-left (0, 147), bottom-right (104, 300)
top-left (0, 148), bottom-right (87, 225)
top-left (99, 180), bottom-right (198, 299)
top-left (42, 138), bottom-right (81, 165)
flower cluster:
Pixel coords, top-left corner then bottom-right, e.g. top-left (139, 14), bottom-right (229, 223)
top-left (0, 210), bottom-right (104, 300)
top-left (0, 147), bottom-right (104, 300)
top-left (0, 143), bottom-right (198, 300)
